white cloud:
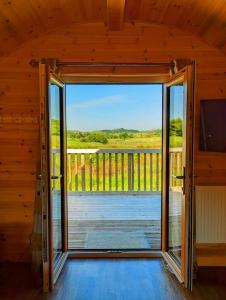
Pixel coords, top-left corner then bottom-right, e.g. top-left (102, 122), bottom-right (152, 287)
top-left (68, 94), bottom-right (131, 109)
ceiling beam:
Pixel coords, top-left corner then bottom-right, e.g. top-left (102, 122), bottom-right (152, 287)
top-left (107, 0), bottom-right (125, 30)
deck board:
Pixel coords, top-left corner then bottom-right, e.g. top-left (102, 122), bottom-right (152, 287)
top-left (67, 194), bottom-right (162, 250)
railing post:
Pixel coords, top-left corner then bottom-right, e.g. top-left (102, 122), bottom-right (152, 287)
top-left (89, 154), bottom-right (92, 191)
top-left (138, 153), bottom-right (140, 191)
top-left (128, 153), bottom-right (132, 191)
top-left (115, 153), bottom-right (118, 191)
top-left (177, 151), bottom-right (182, 187)
top-left (121, 153), bottom-right (124, 191)
top-left (156, 153), bottom-right (159, 191)
top-left (103, 153), bottom-right (105, 191)
top-left (150, 153), bottom-right (152, 191)
top-left (172, 152), bottom-right (175, 187)
top-left (81, 154), bottom-right (86, 191)
top-left (71, 154), bottom-right (75, 192)
top-left (132, 153), bottom-right (134, 190)
top-left (169, 152), bottom-right (172, 187)
top-left (96, 153), bottom-right (99, 191)
top-left (109, 153), bottom-right (112, 191)
top-left (68, 154), bottom-right (72, 191)
top-left (75, 154), bottom-right (78, 191)
top-left (144, 153), bottom-right (146, 191)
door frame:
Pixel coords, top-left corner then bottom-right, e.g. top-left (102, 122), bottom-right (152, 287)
top-left (38, 59), bottom-right (195, 290)
top-left (161, 64), bottom-right (195, 288)
top-left (39, 62), bottom-right (68, 292)
top-left (47, 73), bottom-right (68, 289)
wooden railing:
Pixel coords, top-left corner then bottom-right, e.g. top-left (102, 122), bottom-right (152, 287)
top-left (52, 148), bottom-right (182, 193)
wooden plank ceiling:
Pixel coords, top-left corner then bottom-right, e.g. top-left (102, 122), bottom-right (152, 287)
top-left (0, 0), bottom-right (226, 57)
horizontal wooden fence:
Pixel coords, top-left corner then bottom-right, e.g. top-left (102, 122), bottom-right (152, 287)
top-left (52, 148), bottom-right (182, 193)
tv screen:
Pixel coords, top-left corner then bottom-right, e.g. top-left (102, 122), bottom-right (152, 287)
top-left (200, 99), bottom-right (226, 152)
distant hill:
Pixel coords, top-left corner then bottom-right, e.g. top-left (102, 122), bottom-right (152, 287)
top-left (99, 128), bottom-right (139, 133)
top-left (67, 128), bottom-right (161, 134)
top-left (52, 119), bottom-right (162, 136)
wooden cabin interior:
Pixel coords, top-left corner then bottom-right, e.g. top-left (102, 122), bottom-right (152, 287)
top-left (1, 0), bottom-right (226, 299)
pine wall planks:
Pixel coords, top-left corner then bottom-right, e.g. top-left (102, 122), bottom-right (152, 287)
top-left (0, 22), bottom-right (226, 261)
top-left (0, 59), bottom-right (39, 261)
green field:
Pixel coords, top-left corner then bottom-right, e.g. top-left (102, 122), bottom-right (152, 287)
top-left (67, 136), bottom-right (163, 149)
top-left (67, 135), bottom-right (182, 149)
top-left (66, 130), bottom-right (182, 149)
top-left (52, 118), bottom-right (183, 149)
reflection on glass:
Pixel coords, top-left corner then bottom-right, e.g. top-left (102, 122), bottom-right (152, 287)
top-left (168, 83), bottom-right (184, 267)
top-left (50, 84), bottom-right (62, 265)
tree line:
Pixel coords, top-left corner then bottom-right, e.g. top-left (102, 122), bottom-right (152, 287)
top-left (68, 131), bottom-right (135, 144)
top-left (54, 118), bottom-right (183, 144)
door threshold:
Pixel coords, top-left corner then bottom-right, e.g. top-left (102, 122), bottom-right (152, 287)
top-left (68, 250), bottom-right (162, 258)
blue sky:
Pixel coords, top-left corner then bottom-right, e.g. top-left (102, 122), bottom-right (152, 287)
top-left (170, 85), bottom-right (184, 120)
top-left (66, 84), bottom-right (163, 131)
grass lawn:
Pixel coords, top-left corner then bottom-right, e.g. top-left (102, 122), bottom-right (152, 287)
top-left (67, 135), bottom-right (182, 149)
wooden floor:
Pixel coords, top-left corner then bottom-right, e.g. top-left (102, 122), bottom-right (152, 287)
top-left (1, 259), bottom-right (226, 300)
top-left (65, 194), bottom-right (162, 250)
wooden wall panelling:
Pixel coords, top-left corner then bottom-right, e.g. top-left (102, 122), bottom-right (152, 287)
top-left (0, 56), bottom-right (39, 262)
top-left (0, 22), bottom-right (226, 262)
top-left (1, 1), bottom-right (226, 57)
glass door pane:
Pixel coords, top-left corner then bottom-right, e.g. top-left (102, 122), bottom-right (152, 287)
top-left (49, 83), bottom-right (63, 265)
top-left (163, 65), bottom-right (194, 288)
top-left (168, 82), bottom-right (185, 267)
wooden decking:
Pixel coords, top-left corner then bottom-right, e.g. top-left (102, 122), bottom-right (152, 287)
top-left (67, 193), bottom-right (161, 250)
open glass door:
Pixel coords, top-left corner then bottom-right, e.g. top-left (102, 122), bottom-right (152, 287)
top-left (48, 73), bottom-right (68, 289)
top-left (39, 62), bottom-right (68, 292)
top-left (162, 65), bottom-right (194, 288)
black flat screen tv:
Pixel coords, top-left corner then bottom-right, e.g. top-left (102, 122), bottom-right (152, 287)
top-left (200, 99), bottom-right (226, 152)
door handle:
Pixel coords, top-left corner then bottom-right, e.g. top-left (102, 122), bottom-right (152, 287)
top-left (173, 167), bottom-right (186, 195)
top-left (51, 174), bottom-right (62, 179)
top-left (173, 175), bottom-right (185, 180)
